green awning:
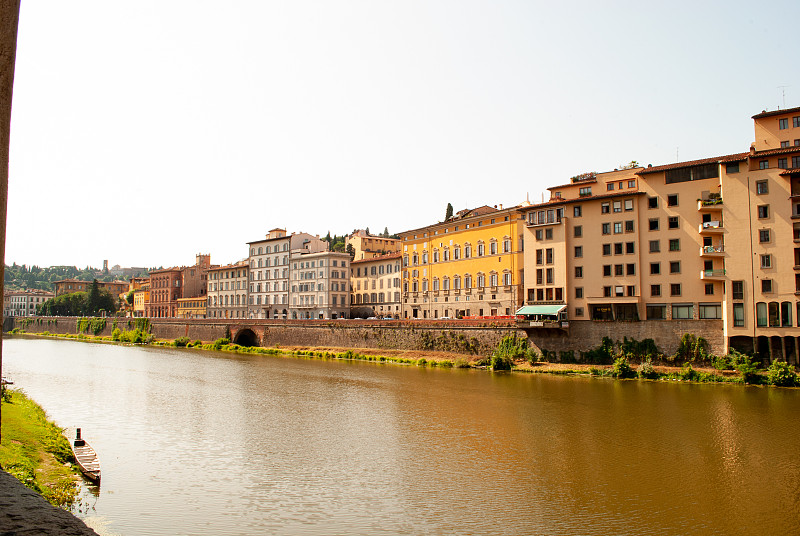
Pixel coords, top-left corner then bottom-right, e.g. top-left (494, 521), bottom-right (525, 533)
top-left (515, 305), bottom-right (567, 316)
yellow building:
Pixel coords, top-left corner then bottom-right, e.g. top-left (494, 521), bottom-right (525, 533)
top-left (399, 205), bottom-right (525, 319)
top-left (132, 284), bottom-right (149, 317)
top-left (176, 297), bottom-right (207, 319)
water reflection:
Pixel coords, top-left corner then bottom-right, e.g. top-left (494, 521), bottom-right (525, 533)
top-left (3, 337), bottom-right (799, 536)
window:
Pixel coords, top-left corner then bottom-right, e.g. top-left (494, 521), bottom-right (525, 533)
top-left (575, 307), bottom-right (584, 317)
top-left (545, 228), bottom-right (553, 240)
top-left (670, 283), bottom-right (681, 296)
top-left (574, 287), bottom-right (584, 299)
top-left (613, 222), bottom-right (622, 234)
top-left (614, 243), bottom-right (623, 255)
top-left (628, 180), bottom-right (636, 188)
top-left (602, 244), bottom-right (611, 256)
top-left (607, 183), bottom-right (614, 191)
top-left (649, 218), bottom-right (659, 231)
top-left (624, 199), bottom-right (633, 211)
top-left (759, 229), bottom-right (770, 243)
top-left (667, 194), bottom-right (678, 206)
top-left (626, 264), bottom-right (635, 275)
top-left (623, 220), bottom-right (633, 232)
top-left (672, 304), bottom-right (693, 319)
top-left (646, 304), bottom-right (665, 319)
top-left (779, 118), bottom-right (788, 129)
top-left (756, 180), bottom-right (768, 194)
top-left (614, 264), bottom-right (623, 276)
top-left (546, 248), bottom-right (554, 264)
top-left (477, 243), bottom-right (485, 256)
top-left (648, 197), bottom-right (658, 209)
top-left (759, 160), bottom-right (769, 170)
top-left (601, 202), bottom-right (610, 214)
top-left (613, 201), bottom-right (622, 213)
top-left (733, 303), bottom-right (744, 327)
top-left (574, 246), bottom-right (583, 258)
top-left (726, 162), bottom-right (740, 173)
top-left (574, 206), bottom-right (582, 217)
top-left (626, 242), bottom-right (634, 254)
top-left (756, 302), bottom-right (767, 327)
top-left (650, 262), bottom-right (661, 275)
top-left (668, 216), bottom-right (679, 229)
top-left (762, 279), bottom-right (773, 293)
top-left (778, 158), bottom-right (788, 169)
top-left (794, 156), bottom-right (800, 168)
top-left (650, 284), bottom-right (661, 297)
top-left (669, 239), bottom-right (680, 251)
top-left (649, 240), bottom-right (660, 253)
top-left (757, 205), bottom-right (769, 219)
top-left (670, 261), bottom-right (680, 274)
top-left (603, 265), bottom-right (611, 276)
top-left (698, 304), bottom-right (722, 319)
top-left (732, 281), bottom-right (744, 300)
top-left (579, 187), bottom-right (592, 197)
top-left (575, 266), bottom-right (583, 278)
top-left (490, 242), bottom-right (497, 255)
top-left (781, 141), bottom-right (790, 149)
top-left (602, 223), bottom-right (611, 235)
top-left (760, 254), bottom-right (772, 269)
top-left (705, 283), bottom-right (714, 295)
top-left (794, 116), bottom-right (800, 128)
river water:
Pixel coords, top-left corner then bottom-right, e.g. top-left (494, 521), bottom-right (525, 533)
top-left (2, 337), bottom-right (799, 535)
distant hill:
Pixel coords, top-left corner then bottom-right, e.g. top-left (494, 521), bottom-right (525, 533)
top-left (3, 264), bottom-right (149, 291)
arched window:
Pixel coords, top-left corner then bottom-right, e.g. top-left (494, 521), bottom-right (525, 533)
top-left (768, 301), bottom-right (780, 327)
top-left (781, 301), bottom-right (793, 327)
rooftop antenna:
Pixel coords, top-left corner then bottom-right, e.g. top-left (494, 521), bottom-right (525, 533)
top-left (778, 85), bottom-right (789, 108)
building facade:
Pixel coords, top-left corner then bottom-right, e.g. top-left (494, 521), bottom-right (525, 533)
top-left (289, 250), bottom-right (351, 320)
top-left (3, 289), bottom-right (54, 317)
top-left (399, 205), bottom-right (525, 319)
top-left (518, 106), bottom-right (800, 361)
top-left (350, 252), bottom-right (402, 318)
top-left (346, 230), bottom-right (401, 260)
top-left (207, 261), bottom-right (249, 319)
top-left (145, 268), bottom-right (182, 317)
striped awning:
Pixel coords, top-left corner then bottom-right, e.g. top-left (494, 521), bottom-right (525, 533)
top-left (515, 305), bottom-right (567, 316)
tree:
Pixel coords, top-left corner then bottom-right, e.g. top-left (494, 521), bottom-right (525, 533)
top-left (125, 290), bottom-right (135, 305)
top-left (365, 227), bottom-right (370, 235)
top-left (87, 279), bottom-right (102, 314)
top-left (346, 243), bottom-right (355, 258)
top-left (445, 203), bottom-right (454, 221)
top-left (383, 227), bottom-right (389, 238)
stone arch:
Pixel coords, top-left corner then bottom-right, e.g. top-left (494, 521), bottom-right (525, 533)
top-left (233, 328), bottom-right (258, 347)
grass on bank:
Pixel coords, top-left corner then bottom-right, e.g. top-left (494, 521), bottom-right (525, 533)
top-left (0, 388), bottom-right (79, 508)
top-left (9, 328), bottom-right (799, 388)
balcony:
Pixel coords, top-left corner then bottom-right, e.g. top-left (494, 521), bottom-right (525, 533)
top-left (516, 320), bottom-right (569, 329)
top-left (699, 245), bottom-right (725, 257)
top-left (697, 198), bottom-right (723, 211)
top-left (699, 221), bottom-right (724, 234)
top-left (700, 269), bottom-right (726, 280)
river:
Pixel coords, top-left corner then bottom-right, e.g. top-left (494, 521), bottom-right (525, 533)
top-left (2, 337), bottom-right (799, 535)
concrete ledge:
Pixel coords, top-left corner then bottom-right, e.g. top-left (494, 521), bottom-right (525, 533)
top-left (0, 470), bottom-right (98, 535)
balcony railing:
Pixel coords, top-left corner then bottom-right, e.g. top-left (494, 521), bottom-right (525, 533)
top-left (700, 245), bottom-right (725, 256)
top-left (700, 269), bottom-right (727, 279)
top-left (699, 221), bottom-right (724, 233)
top-left (697, 198), bottom-right (723, 210)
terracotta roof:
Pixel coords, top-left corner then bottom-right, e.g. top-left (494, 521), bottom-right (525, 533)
top-left (752, 146), bottom-right (800, 157)
top-left (351, 252), bottom-right (402, 264)
top-left (547, 179), bottom-right (597, 191)
top-left (636, 153), bottom-right (748, 175)
top-left (779, 168), bottom-right (800, 176)
top-left (752, 106), bottom-right (800, 119)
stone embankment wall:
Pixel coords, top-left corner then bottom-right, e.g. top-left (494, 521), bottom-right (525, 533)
top-left (11, 317), bottom-right (726, 360)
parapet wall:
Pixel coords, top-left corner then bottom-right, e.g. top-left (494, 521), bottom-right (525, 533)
top-left (10, 317), bottom-right (726, 359)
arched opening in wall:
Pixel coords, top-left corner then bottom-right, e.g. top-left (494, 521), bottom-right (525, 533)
top-left (770, 336), bottom-right (785, 363)
top-left (784, 336), bottom-right (797, 365)
top-left (756, 336), bottom-right (770, 364)
top-left (234, 328), bottom-right (258, 347)
top-left (729, 336), bottom-right (754, 356)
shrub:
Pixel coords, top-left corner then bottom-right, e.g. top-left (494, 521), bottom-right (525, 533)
top-left (767, 361), bottom-right (798, 387)
top-left (734, 354), bottom-right (761, 384)
top-left (211, 338), bottom-right (230, 350)
top-left (680, 363), bottom-right (699, 382)
top-left (711, 354), bottom-right (731, 371)
top-left (621, 337), bottom-right (659, 360)
top-left (416, 358), bottom-right (427, 367)
top-left (583, 337), bottom-right (614, 364)
top-left (491, 354), bottom-right (513, 371)
top-left (611, 357), bottom-right (635, 378)
top-left (638, 357), bottom-right (659, 379)
top-left (111, 328), bottom-right (121, 341)
top-left (174, 337), bottom-right (190, 347)
top-left (674, 333), bottom-right (708, 364)
top-left (454, 358), bottom-right (471, 369)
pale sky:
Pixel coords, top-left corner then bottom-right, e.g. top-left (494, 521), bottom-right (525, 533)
top-left (7, 1), bottom-right (800, 269)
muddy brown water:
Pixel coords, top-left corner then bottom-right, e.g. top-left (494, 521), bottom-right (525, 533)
top-left (3, 337), bottom-right (799, 535)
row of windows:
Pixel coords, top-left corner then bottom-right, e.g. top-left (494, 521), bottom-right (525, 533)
top-left (252, 256), bottom-right (288, 268)
top-left (777, 116), bottom-right (800, 130)
top-left (405, 272), bottom-right (512, 292)
top-left (405, 240), bottom-right (512, 265)
top-left (211, 270), bottom-right (245, 280)
top-left (250, 243), bottom-right (289, 256)
top-left (404, 216), bottom-right (512, 240)
top-left (353, 263), bottom-right (401, 277)
top-left (778, 140), bottom-right (800, 149)
top-left (355, 278), bottom-right (401, 290)
top-left (353, 293), bottom-right (401, 304)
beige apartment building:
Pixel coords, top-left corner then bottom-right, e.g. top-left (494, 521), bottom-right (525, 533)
top-left (3, 289), bottom-right (54, 317)
top-left (289, 250), bottom-right (351, 319)
top-left (207, 261), bottom-right (249, 319)
top-left (350, 252), bottom-right (402, 318)
top-left (346, 230), bottom-right (401, 260)
top-left (399, 205), bottom-right (525, 319)
top-left (520, 106), bottom-right (800, 362)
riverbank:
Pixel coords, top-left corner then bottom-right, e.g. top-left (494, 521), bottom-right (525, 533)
top-left (9, 330), bottom-right (795, 387)
top-left (0, 388), bottom-right (80, 507)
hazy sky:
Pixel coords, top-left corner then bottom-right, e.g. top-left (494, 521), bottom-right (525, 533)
top-left (7, 1), bottom-right (800, 269)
